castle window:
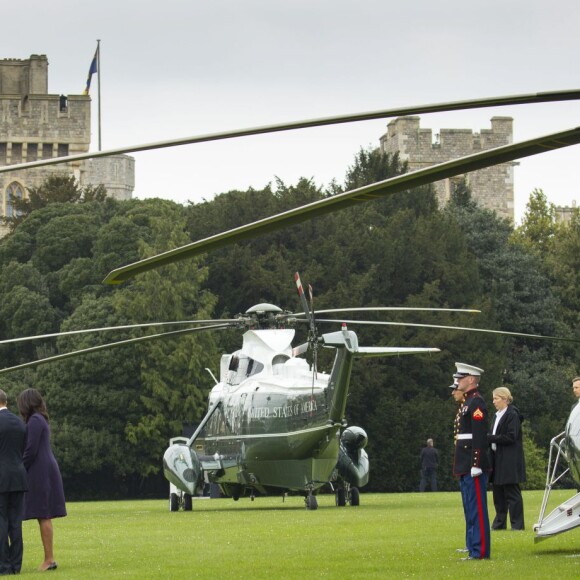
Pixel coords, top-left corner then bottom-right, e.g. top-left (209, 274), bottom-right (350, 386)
top-left (57, 144), bottom-right (69, 157)
top-left (11, 143), bottom-right (22, 164)
top-left (5, 181), bottom-right (25, 217)
top-left (0, 143), bottom-right (6, 164)
top-left (27, 143), bottom-right (38, 160)
top-left (42, 144), bottom-right (53, 159)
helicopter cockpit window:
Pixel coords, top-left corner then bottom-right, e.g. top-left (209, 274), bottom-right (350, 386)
top-left (225, 354), bottom-right (264, 385)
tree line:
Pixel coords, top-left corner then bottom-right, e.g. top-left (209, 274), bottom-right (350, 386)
top-left (0, 155), bottom-right (578, 498)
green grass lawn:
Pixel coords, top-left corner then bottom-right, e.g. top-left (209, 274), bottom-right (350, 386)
top-left (19, 490), bottom-right (580, 578)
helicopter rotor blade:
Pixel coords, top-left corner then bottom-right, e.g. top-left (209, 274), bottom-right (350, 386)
top-left (294, 272), bottom-right (315, 335)
top-left (0, 319), bottom-right (239, 346)
top-left (292, 342), bottom-right (310, 357)
top-left (3, 89), bottom-right (580, 176)
top-left (291, 307), bottom-right (481, 317)
top-left (103, 125), bottom-right (580, 284)
top-left (309, 319), bottom-right (580, 343)
top-left (0, 323), bottom-right (233, 375)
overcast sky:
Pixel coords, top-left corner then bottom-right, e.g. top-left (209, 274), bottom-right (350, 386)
top-left (3, 0), bottom-right (580, 222)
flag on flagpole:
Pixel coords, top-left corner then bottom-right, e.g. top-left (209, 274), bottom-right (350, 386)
top-left (83, 48), bottom-right (98, 95)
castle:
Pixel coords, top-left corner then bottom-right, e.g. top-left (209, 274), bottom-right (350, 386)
top-left (380, 116), bottom-right (515, 221)
top-left (0, 54), bottom-right (134, 236)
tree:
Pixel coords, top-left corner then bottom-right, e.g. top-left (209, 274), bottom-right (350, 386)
top-left (116, 201), bottom-right (219, 474)
top-left (546, 210), bottom-right (580, 334)
top-left (2, 174), bottom-right (107, 231)
top-left (342, 147), bottom-right (406, 191)
top-left (511, 188), bottom-right (558, 259)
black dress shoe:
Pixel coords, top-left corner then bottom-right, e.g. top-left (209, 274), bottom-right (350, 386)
top-left (43, 563), bottom-right (57, 572)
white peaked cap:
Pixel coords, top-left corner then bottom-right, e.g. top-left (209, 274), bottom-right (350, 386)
top-left (453, 362), bottom-right (484, 378)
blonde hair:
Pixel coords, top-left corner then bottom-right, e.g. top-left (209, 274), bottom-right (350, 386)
top-left (493, 387), bottom-right (513, 404)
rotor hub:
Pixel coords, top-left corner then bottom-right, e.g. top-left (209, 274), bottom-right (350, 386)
top-left (243, 303), bottom-right (288, 329)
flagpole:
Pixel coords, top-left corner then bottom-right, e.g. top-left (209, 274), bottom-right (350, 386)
top-left (97, 39), bottom-right (102, 151)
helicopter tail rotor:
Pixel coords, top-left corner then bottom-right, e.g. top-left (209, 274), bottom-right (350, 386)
top-left (295, 273), bottom-right (315, 335)
top-left (294, 273), bottom-right (320, 373)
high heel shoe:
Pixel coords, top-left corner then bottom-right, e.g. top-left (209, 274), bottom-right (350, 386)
top-left (40, 562), bottom-right (57, 572)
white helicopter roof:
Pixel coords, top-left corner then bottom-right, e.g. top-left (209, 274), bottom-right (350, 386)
top-left (241, 329), bottom-right (295, 362)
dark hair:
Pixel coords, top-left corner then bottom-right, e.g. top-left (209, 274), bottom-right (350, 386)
top-left (17, 388), bottom-right (49, 423)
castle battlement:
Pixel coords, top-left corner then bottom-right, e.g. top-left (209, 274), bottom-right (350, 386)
top-left (0, 54), bottom-right (49, 96)
top-left (380, 116), bottom-right (514, 220)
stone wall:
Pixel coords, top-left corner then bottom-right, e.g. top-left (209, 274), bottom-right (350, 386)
top-left (380, 116), bottom-right (514, 220)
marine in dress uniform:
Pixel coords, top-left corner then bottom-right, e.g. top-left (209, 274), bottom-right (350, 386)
top-left (452, 363), bottom-right (491, 560)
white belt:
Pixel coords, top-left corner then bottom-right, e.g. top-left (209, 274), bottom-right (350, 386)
top-left (456, 434), bottom-right (473, 440)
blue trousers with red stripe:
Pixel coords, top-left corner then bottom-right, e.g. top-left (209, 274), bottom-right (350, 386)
top-left (460, 473), bottom-right (491, 559)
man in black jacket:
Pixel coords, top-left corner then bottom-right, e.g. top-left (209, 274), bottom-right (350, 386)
top-left (419, 439), bottom-right (439, 491)
top-left (0, 389), bottom-right (28, 575)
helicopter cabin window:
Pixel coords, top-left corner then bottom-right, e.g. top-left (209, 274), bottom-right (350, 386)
top-left (225, 353), bottom-right (264, 385)
top-left (272, 354), bottom-right (291, 375)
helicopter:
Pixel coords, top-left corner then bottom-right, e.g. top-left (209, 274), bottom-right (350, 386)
top-left (1, 90), bottom-right (580, 510)
top-left (162, 289), bottom-right (444, 510)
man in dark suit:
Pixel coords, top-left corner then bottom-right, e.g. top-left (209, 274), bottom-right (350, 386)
top-left (0, 389), bottom-right (28, 575)
top-left (419, 439), bottom-right (439, 492)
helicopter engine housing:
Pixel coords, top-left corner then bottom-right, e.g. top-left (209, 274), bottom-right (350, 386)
top-left (336, 426), bottom-right (370, 488)
top-left (163, 443), bottom-right (202, 496)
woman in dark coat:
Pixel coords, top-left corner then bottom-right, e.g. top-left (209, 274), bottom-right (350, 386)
top-left (17, 388), bottom-right (66, 571)
top-left (487, 387), bottom-right (526, 530)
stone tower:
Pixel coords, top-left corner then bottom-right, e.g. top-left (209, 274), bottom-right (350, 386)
top-left (379, 116), bottom-right (515, 221)
top-left (0, 54), bottom-right (134, 236)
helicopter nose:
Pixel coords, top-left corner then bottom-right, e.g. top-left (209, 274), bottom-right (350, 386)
top-left (163, 443), bottom-right (201, 495)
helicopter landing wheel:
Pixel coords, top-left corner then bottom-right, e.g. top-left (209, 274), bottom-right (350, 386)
top-left (335, 488), bottom-right (346, 507)
top-left (183, 494), bottom-right (193, 511)
top-left (305, 494), bottom-right (318, 510)
top-left (169, 493), bottom-right (179, 512)
top-left (350, 487), bottom-right (360, 506)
